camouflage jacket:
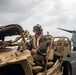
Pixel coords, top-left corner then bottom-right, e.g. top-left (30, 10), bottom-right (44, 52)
top-left (25, 34), bottom-right (48, 54)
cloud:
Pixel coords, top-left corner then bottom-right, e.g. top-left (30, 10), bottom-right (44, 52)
top-left (0, 0), bottom-right (76, 39)
top-left (0, 0), bottom-right (42, 13)
top-left (0, 0), bottom-right (42, 24)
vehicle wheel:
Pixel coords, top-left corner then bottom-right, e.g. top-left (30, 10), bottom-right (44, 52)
top-left (73, 47), bottom-right (76, 51)
top-left (62, 61), bottom-right (72, 75)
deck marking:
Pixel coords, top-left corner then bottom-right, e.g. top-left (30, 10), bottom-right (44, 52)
top-left (71, 60), bottom-right (76, 63)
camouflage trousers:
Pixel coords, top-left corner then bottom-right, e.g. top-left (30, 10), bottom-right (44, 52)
top-left (33, 53), bottom-right (46, 66)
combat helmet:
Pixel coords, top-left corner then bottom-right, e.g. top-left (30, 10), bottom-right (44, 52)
top-left (33, 24), bottom-right (43, 33)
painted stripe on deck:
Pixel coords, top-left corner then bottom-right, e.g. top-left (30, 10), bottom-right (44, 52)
top-left (71, 60), bottom-right (76, 63)
top-left (71, 51), bottom-right (76, 53)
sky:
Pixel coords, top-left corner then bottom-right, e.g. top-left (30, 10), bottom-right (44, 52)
top-left (0, 0), bottom-right (76, 39)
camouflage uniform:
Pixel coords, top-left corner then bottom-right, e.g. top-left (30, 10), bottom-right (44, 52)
top-left (25, 35), bottom-right (48, 66)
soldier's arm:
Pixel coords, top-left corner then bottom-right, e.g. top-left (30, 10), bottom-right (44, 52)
top-left (37, 37), bottom-right (48, 54)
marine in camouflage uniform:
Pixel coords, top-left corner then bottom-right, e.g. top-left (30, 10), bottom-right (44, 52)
top-left (25, 24), bottom-right (49, 66)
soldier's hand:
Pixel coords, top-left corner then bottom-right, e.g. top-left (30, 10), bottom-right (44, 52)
top-left (31, 49), bottom-right (37, 54)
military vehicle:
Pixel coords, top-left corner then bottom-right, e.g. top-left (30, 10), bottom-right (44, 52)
top-left (0, 24), bottom-right (72, 75)
top-left (57, 27), bottom-right (76, 51)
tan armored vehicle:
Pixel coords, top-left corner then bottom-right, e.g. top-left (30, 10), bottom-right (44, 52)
top-left (0, 24), bottom-right (72, 75)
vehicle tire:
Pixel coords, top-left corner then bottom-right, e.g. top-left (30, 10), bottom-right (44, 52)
top-left (62, 61), bottom-right (72, 75)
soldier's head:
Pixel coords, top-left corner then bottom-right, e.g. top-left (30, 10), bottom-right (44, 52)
top-left (33, 24), bottom-right (43, 34)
